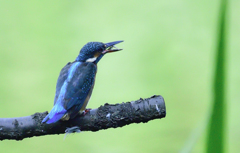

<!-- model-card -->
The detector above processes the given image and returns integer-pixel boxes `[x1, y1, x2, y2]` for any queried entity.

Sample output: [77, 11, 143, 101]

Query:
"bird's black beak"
[102, 40, 123, 54]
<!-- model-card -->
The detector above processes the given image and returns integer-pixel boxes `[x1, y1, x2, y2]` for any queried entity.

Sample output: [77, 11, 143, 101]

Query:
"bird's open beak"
[102, 40, 123, 54]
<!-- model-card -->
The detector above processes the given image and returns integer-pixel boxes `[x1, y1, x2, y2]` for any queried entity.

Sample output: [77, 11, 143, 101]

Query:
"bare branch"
[0, 95, 166, 141]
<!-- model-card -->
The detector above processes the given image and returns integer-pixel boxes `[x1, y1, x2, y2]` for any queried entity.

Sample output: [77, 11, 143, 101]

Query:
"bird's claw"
[83, 108, 91, 115]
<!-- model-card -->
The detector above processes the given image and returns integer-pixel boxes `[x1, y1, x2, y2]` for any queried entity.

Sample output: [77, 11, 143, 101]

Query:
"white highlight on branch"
[106, 113, 111, 120]
[155, 104, 160, 114]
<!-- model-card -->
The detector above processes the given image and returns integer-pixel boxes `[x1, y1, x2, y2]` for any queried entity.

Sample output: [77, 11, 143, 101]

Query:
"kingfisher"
[42, 40, 123, 124]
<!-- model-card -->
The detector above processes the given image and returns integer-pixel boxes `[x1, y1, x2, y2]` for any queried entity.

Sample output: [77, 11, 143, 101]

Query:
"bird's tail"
[42, 104, 67, 124]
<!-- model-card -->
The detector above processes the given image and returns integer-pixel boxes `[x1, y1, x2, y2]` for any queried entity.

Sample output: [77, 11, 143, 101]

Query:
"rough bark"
[0, 95, 166, 141]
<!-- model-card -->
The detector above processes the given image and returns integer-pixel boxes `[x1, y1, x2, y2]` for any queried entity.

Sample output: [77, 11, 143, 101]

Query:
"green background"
[0, 1, 239, 153]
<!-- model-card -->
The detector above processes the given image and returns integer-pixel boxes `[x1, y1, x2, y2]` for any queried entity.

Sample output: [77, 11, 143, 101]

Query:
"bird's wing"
[43, 62, 96, 124]
[54, 62, 72, 105]
[62, 62, 97, 117]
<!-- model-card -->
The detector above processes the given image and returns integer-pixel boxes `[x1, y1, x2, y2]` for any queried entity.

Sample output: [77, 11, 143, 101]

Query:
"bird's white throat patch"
[86, 57, 97, 62]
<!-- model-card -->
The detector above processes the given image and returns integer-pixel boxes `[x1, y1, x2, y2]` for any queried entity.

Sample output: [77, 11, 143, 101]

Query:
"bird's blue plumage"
[75, 42, 105, 62]
[42, 41, 123, 124]
[42, 103, 67, 124]
[42, 62, 97, 123]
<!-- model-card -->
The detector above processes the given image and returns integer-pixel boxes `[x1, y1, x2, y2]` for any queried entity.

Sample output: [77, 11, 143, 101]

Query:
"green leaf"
[206, 0, 227, 152]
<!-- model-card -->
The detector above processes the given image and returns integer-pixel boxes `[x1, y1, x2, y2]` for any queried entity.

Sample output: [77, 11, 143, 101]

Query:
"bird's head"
[76, 41, 123, 64]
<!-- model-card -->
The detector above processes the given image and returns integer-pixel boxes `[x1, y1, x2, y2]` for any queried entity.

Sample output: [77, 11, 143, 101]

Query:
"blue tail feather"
[42, 104, 67, 124]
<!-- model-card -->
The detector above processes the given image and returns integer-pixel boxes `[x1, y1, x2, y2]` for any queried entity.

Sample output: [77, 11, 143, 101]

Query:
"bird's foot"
[79, 109, 92, 116]
[83, 108, 92, 115]
[64, 126, 81, 140]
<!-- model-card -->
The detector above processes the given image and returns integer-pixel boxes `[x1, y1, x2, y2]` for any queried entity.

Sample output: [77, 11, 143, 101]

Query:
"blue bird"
[42, 41, 123, 124]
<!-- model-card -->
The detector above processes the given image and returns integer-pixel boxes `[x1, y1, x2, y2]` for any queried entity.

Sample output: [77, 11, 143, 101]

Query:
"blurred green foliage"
[206, 0, 227, 152]
[0, 1, 239, 153]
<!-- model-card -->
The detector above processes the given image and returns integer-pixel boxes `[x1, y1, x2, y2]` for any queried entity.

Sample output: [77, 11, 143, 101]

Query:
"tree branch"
[0, 95, 166, 141]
